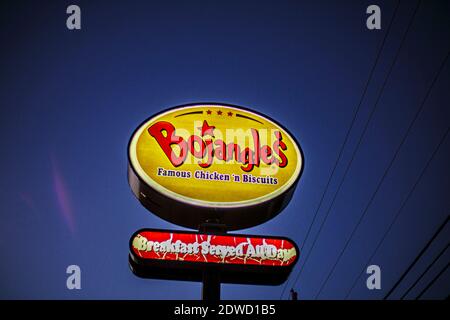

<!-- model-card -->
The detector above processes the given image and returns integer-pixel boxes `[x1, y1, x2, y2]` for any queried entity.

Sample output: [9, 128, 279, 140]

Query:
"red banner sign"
[131, 229, 298, 267]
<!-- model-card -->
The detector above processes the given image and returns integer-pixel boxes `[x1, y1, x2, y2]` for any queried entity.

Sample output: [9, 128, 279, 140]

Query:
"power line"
[279, 0, 402, 299]
[383, 215, 449, 299]
[415, 262, 450, 300]
[401, 241, 450, 299]
[289, 0, 422, 298]
[344, 130, 450, 299]
[314, 49, 450, 298]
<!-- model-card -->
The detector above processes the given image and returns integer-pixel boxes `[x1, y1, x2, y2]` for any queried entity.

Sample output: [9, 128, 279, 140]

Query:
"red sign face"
[131, 229, 298, 267]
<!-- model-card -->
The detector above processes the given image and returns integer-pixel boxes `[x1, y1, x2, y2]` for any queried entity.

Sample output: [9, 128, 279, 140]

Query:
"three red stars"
[205, 110, 233, 116]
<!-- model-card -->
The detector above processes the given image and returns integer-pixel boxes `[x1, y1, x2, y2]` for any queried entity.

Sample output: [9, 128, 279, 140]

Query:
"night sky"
[0, 0, 449, 299]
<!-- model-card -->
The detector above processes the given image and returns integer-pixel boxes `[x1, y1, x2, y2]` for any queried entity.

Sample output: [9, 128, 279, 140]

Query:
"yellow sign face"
[129, 103, 303, 208]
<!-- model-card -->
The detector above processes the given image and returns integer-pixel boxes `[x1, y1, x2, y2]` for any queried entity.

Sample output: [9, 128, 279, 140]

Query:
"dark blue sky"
[0, 0, 449, 299]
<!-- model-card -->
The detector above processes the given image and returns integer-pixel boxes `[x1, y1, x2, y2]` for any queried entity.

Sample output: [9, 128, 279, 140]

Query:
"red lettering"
[273, 131, 288, 168]
[148, 121, 187, 167]
[261, 145, 273, 164]
[199, 139, 214, 168]
[240, 147, 254, 172]
[188, 135, 206, 158]
[214, 140, 226, 160]
[147, 121, 289, 171]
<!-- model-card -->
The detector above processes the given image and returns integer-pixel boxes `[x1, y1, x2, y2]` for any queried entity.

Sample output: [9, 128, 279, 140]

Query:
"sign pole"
[199, 220, 226, 301]
[202, 267, 221, 301]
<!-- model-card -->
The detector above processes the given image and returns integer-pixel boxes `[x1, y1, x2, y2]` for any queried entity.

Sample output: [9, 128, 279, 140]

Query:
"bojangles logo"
[129, 104, 303, 206]
[148, 120, 288, 172]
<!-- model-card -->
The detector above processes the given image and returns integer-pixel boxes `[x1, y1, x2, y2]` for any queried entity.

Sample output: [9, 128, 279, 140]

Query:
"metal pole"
[199, 221, 226, 301]
[202, 267, 221, 301]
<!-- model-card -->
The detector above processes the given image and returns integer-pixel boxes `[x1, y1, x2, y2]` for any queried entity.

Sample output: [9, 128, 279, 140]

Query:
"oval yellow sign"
[128, 103, 304, 230]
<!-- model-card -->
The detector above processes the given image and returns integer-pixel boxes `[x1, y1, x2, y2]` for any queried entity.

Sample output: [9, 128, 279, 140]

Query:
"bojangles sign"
[128, 103, 304, 230]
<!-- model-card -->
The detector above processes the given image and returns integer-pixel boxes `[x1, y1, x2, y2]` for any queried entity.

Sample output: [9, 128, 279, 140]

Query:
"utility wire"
[290, 0, 421, 298]
[415, 262, 450, 300]
[279, 0, 401, 299]
[401, 241, 450, 299]
[314, 46, 449, 298]
[344, 130, 450, 299]
[383, 215, 449, 299]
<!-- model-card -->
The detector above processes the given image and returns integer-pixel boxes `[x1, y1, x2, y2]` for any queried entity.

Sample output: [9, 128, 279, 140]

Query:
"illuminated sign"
[129, 229, 299, 285]
[128, 103, 304, 230]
